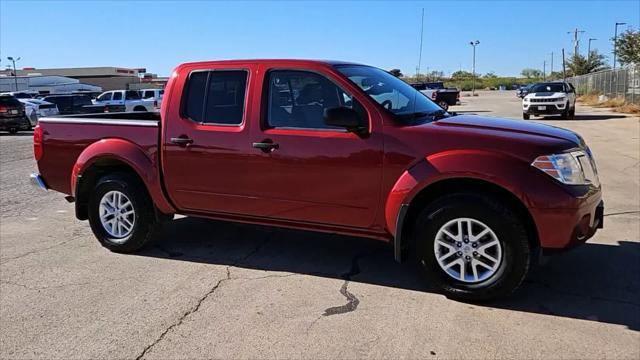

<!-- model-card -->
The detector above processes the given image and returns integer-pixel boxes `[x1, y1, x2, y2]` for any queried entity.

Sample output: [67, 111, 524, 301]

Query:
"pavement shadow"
[138, 217, 640, 330]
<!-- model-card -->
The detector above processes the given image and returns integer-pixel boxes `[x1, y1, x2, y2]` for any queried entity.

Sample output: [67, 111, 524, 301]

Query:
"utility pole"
[469, 40, 480, 96]
[562, 48, 566, 79]
[543, 60, 546, 81]
[416, 8, 425, 80]
[6, 56, 21, 91]
[613, 22, 626, 69]
[567, 28, 586, 56]
[550, 52, 554, 76]
[587, 38, 597, 61]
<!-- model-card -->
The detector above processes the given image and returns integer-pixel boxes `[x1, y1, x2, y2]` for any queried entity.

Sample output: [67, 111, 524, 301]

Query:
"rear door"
[162, 66, 256, 214]
[246, 67, 384, 228]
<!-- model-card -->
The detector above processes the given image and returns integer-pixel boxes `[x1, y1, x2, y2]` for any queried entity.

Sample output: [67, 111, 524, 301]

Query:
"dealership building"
[0, 66, 167, 92]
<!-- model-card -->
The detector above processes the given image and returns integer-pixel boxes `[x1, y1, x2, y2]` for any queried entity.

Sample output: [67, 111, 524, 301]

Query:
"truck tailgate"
[36, 115, 159, 195]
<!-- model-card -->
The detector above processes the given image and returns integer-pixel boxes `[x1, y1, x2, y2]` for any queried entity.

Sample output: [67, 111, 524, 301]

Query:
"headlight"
[532, 149, 599, 186]
[555, 97, 566, 102]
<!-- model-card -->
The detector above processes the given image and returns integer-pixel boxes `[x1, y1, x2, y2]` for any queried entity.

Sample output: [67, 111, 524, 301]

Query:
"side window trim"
[180, 68, 249, 127]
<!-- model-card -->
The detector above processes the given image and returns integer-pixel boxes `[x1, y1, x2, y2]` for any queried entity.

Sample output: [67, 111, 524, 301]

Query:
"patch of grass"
[614, 103, 640, 115]
[578, 95, 640, 114]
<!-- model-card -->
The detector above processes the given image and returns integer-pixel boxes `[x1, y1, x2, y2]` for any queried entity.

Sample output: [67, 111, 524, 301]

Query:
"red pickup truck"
[31, 59, 603, 300]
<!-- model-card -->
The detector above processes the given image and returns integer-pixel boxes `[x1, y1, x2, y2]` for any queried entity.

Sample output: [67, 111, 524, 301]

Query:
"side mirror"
[323, 106, 365, 133]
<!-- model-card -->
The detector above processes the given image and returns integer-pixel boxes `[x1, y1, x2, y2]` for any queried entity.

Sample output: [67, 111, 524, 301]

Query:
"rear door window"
[182, 70, 248, 125]
[126, 91, 141, 100]
[113, 92, 123, 101]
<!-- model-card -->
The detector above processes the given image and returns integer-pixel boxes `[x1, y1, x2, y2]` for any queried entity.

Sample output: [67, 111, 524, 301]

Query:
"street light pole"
[6, 56, 21, 91]
[613, 22, 626, 69]
[587, 38, 597, 61]
[469, 40, 480, 96]
[550, 52, 554, 75]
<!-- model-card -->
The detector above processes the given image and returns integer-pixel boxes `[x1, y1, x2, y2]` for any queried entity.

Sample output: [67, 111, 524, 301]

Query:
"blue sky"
[1, 0, 638, 77]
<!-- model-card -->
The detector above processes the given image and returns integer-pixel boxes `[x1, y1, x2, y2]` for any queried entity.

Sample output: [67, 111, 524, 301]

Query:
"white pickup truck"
[93, 90, 155, 112]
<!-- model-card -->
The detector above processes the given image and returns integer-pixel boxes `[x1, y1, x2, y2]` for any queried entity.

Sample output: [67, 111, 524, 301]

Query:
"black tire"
[522, 113, 530, 120]
[8, 128, 17, 134]
[559, 103, 570, 119]
[437, 100, 449, 111]
[569, 106, 575, 118]
[88, 172, 157, 253]
[133, 106, 147, 112]
[412, 193, 531, 301]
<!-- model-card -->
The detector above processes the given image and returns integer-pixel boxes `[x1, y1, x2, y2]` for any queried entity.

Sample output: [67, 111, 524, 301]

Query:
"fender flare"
[385, 150, 534, 262]
[71, 138, 175, 214]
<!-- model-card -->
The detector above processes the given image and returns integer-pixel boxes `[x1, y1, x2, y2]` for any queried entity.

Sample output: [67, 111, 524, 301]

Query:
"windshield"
[336, 65, 443, 119]
[530, 83, 564, 93]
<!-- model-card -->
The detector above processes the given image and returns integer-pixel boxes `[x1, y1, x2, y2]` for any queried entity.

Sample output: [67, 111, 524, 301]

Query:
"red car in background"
[30, 59, 603, 301]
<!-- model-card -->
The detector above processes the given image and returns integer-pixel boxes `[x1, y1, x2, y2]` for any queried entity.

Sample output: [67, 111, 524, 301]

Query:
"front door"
[246, 69, 384, 228]
[162, 68, 255, 214]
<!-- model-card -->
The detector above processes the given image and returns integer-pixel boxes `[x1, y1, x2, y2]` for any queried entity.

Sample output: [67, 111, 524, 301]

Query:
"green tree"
[451, 70, 473, 79]
[388, 69, 403, 77]
[613, 29, 640, 66]
[521, 68, 543, 79]
[483, 72, 498, 78]
[566, 51, 609, 76]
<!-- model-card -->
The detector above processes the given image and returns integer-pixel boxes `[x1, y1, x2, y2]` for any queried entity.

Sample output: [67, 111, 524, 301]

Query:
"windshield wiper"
[396, 109, 449, 122]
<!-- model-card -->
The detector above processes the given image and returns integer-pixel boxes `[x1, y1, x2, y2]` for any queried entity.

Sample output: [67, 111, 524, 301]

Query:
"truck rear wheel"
[88, 173, 157, 253]
[412, 193, 531, 301]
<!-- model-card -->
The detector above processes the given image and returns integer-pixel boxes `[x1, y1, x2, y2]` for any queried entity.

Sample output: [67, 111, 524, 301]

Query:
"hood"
[525, 92, 564, 98]
[435, 115, 582, 145]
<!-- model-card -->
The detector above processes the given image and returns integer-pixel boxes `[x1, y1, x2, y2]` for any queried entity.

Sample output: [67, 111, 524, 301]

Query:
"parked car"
[93, 90, 155, 112]
[31, 59, 603, 301]
[522, 81, 576, 119]
[516, 84, 534, 98]
[0, 95, 30, 133]
[139, 88, 164, 111]
[410, 82, 460, 110]
[19, 98, 59, 126]
[42, 94, 108, 115]
[1, 91, 39, 99]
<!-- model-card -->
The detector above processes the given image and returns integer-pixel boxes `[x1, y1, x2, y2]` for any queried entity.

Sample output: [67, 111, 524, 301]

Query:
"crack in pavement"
[135, 267, 232, 360]
[604, 210, 640, 217]
[322, 251, 380, 316]
[135, 232, 276, 359]
[0, 240, 71, 265]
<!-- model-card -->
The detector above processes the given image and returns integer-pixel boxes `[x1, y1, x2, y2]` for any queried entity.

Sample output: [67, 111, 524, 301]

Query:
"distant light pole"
[543, 60, 546, 81]
[6, 56, 21, 91]
[587, 38, 597, 61]
[550, 52, 554, 75]
[469, 40, 480, 96]
[613, 22, 627, 69]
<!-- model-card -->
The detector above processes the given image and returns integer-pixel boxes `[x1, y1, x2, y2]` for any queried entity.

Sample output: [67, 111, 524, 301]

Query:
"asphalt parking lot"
[1, 91, 638, 359]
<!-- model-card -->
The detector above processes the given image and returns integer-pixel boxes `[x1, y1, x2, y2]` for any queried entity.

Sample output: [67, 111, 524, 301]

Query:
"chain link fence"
[567, 65, 640, 104]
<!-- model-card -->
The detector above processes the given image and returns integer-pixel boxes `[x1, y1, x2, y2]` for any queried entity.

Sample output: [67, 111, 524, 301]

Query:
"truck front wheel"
[412, 193, 531, 301]
[88, 173, 157, 253]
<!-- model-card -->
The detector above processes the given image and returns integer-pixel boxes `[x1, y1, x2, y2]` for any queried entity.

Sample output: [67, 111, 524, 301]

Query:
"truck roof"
[177, 59, 366, 68]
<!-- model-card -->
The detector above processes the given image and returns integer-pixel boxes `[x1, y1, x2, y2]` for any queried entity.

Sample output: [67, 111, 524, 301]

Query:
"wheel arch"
[72, 139, 175, 220]
[386, 155, 540, 262]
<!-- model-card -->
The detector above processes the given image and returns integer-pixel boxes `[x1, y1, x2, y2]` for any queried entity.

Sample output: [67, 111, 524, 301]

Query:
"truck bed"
[36, 112, 160, 195]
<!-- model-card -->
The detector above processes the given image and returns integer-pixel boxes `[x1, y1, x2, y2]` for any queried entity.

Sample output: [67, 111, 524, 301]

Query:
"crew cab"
[31, 60, 603, 301]
[94, 90, 155, 112]
[523, 81, 576, 119]
[410, 82, 460, 111]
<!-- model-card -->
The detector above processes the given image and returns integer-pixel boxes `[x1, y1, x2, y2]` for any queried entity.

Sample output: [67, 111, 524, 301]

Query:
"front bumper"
[0, 116, 31, 131]
[523, 102, 566, 115]
[532, 186, 604, 252]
